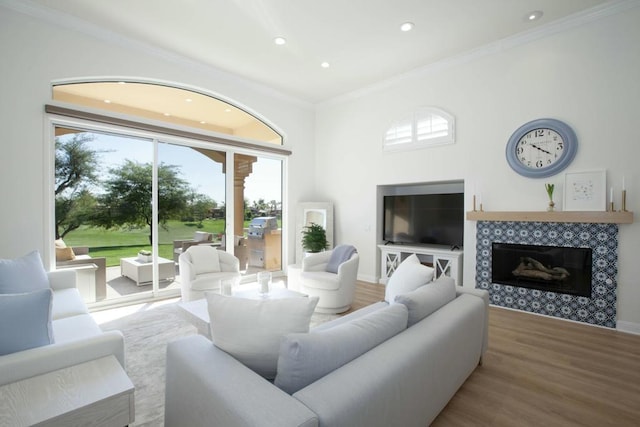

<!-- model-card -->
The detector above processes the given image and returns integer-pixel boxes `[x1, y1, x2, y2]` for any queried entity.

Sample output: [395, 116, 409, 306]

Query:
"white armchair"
[178, 245, 241, 302]
[299, 247, 359, 314]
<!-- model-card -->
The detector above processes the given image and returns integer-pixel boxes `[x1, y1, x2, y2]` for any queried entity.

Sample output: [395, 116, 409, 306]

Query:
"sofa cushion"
[189, 246, 221, 274]
[274, 303, 408, 394]
[384, 254, 434, 303]
[55, 246, 76, 261]
[312, 301, 389, 332]
[51, 288, 89, 320]
[52, 314, 102, 343]
[395, 276, 457, 326]
[206, 292, 319, 379]
[0, 289, 54, 355]
[0, 251, 49, 294]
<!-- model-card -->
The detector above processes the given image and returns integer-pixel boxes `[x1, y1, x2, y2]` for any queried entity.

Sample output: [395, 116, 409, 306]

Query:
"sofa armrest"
[71, 246, 89, 256]
[165, 335, 318, 427]
[337, 254, 359, 280]
[218, 250, 240, 273]
[0, 330, 125, 386]
[456, 287, 490, 357]
[47, 269, 78, 291]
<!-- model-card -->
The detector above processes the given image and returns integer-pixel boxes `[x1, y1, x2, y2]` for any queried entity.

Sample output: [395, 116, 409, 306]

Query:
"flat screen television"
[383, 193, 464, 248]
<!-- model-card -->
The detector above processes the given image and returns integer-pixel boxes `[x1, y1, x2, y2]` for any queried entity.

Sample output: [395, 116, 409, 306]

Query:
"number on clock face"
[515, 128, 565, 169]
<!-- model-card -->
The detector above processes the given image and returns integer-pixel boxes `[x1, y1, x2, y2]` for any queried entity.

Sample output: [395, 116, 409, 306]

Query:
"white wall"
[0, 5, 317, 269]
[315, 7, 640, 330]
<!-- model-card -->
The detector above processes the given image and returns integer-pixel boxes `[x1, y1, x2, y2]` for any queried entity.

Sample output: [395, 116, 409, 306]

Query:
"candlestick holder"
[479, 203, 484, 212]
[609, 201, 615, 212]
[473, 195, 477, 212]
[621, 190, 627, 212]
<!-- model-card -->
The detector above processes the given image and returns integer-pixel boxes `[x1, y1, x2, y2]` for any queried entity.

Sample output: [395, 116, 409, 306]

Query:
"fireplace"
[491, 243, 592, 297]
[475, 221, 618, 328]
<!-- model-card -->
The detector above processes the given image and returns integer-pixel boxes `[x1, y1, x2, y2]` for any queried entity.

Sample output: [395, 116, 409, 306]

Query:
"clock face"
[506, 118, 577, 178]
[515, 128, 565, 170]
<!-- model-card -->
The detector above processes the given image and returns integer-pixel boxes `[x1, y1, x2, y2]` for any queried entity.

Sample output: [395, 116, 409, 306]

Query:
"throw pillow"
[206, 292, 319, 379]
[384, 254, 434, 303]
[0, 251, 50, 294]
[274, 303, 408, 394]
[188, 246, 221, 274]
[0, 289, 54, 355]
[394, 276, 457, 326]
[55, 246, 76, 262]
[325, 245, 357, 274]
[54, 238, 67, 248]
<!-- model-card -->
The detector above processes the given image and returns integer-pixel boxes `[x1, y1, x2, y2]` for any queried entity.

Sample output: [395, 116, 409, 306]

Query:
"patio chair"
[55, 242, 107, 301]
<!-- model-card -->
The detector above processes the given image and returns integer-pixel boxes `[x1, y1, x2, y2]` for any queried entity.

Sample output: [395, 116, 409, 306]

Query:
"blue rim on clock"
[505, 118, 578, 178]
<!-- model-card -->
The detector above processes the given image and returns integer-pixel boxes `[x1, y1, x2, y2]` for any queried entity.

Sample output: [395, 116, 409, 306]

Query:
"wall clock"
[505, 118, 578, 178]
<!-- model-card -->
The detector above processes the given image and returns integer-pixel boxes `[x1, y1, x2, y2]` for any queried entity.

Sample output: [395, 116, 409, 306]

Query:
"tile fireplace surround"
[475, 221, 618, 328]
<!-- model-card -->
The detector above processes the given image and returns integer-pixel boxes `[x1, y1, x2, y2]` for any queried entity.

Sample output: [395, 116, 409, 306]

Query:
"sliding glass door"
[53, 122, 284, 308]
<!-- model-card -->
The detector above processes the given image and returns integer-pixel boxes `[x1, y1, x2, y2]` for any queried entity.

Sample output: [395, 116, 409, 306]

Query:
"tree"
[93, 160, 190, 243]
[54, 133, 102, 239]
[55, 190, 98, 239]
[186, 192, 216, 227]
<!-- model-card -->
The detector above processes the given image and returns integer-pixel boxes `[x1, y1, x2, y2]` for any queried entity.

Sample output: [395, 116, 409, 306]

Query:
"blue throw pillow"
[0, 289, 54, 356]
[0, 251, 49, 294]
[326, 245, 357, 274]
[275, 303, 408, 394]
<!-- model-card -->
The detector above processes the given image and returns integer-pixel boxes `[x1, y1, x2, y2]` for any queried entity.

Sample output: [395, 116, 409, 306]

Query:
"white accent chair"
[299, 249, 359, 314]
[178, 246, 241, 302]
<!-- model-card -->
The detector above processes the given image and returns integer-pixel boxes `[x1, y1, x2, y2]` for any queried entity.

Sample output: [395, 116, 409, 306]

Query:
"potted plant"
[545, 183, 555, 212]
[138, 249, 152, 263]
[301, 223, 328, 254]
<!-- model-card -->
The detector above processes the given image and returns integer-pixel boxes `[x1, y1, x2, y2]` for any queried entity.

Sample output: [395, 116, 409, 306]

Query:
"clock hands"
[531, 143, 552, 155]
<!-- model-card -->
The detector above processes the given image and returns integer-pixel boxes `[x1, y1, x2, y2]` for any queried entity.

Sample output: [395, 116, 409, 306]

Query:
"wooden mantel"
[466, 210, 633, 224]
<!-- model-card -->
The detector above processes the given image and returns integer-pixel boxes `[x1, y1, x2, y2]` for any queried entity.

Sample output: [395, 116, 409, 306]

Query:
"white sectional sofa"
[165, 277, 489, 427]
[0, 269, 125, 387]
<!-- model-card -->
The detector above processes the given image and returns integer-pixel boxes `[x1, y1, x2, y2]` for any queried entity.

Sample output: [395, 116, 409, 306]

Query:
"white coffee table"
[120, 256, 175, 286]
[178, 283, 307, 337]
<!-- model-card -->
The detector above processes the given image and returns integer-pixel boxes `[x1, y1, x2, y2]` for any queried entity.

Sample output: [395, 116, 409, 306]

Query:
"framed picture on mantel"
[564, 170, 606, 211]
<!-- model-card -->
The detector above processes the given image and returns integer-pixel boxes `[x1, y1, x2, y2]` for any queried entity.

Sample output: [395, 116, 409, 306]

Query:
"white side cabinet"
[378, 244, 463, 286]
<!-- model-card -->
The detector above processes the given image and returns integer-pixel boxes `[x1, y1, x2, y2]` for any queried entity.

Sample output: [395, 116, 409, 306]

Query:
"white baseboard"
[357, 273, 378, 284]
[616, 320, 640, 335]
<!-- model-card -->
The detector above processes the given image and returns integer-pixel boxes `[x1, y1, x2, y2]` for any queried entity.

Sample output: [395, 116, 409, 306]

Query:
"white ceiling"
[24, 0, 615, 103]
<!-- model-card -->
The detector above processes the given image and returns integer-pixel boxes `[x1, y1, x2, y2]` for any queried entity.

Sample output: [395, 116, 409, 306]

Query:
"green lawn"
[62, 219, 228, 266]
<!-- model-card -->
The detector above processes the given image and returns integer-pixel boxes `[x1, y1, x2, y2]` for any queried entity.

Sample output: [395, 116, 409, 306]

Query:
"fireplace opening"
[491, 243, 593, 297]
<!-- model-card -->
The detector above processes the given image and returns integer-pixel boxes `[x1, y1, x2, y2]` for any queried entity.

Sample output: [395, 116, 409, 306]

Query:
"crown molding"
[319, 0, 640, 108]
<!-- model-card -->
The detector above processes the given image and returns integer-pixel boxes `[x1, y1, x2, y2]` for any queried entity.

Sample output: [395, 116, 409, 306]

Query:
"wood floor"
[351, 281, 640, 427]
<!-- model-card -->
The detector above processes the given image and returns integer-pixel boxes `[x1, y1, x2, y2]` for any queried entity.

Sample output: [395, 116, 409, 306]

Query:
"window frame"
[383, 107, 455, 152]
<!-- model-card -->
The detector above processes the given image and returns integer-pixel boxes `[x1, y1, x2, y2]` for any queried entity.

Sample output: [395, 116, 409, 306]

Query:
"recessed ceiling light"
[200, 121, 206, 124]
[321, 62, 330, 68]
[526, 10, 543, 21]
[104, 99, 111, 104]
[274, 37, 286, 45]
[185, 98, 192, 103]
[400, 22, 414, 32]
[117, 81, 126, 85]
[224, 108, 231, 113]
[163, 113, 171, 117]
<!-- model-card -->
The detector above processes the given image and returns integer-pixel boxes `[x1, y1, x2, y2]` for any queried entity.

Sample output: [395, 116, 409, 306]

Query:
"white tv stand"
[378, 244, 463, 286]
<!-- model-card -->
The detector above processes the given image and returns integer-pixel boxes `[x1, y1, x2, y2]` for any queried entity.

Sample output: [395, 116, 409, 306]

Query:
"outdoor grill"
[247, 217, 279, 267]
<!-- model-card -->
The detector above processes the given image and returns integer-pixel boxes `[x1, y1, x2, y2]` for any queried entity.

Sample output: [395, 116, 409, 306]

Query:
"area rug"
[100, 302, 338, 426]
